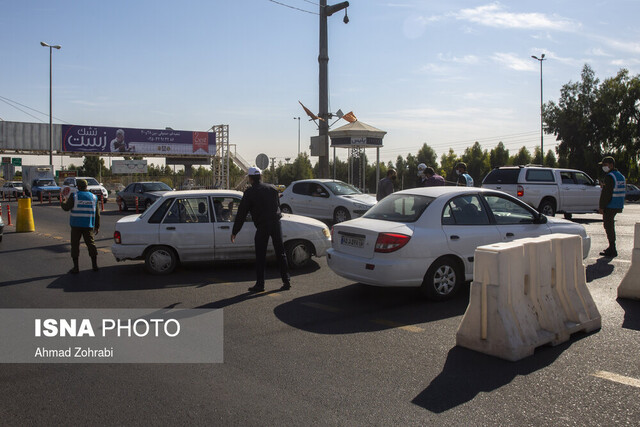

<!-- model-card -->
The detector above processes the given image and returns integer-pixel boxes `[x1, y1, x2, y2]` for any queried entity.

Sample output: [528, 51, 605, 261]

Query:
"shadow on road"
[617, 298, 640, 331]
[412, 331, 594, 413]
[273, 282, 470, 334]
[570, 217, 602, 224]
[585, 257, 615, 282]
[46, 260, 319, 293]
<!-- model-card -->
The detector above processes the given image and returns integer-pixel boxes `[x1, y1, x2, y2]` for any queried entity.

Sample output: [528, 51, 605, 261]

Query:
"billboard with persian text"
[61, 125, 215, 156]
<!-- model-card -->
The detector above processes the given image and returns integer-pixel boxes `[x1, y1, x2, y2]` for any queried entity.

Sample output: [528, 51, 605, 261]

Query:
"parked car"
[482, 165, 601, 219]
[116, 181, 173, 211]
[626, 184, 640, 202]
[61, 177, 109, 202]
[1, 181, 25, 198]
[111, 190, 332, 274]
[279, 179, 377, 223]
[327, 187, 591, 301]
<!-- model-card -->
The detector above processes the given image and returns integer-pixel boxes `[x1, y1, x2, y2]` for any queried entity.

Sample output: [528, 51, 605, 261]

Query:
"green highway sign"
[11, 158, 22, 166]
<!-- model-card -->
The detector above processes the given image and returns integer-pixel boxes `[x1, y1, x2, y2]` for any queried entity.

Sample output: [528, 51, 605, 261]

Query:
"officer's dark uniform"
[232, 175, 290, 291]
[61, 180, 100, 273]
[599, 157, 625, 257]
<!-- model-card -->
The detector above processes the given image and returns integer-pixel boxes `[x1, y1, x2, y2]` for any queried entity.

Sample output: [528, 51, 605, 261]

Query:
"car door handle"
[166, 227, 176, 230]
[450, 235, 460, 240]
[219, 226, 230, 230]
[506, 232, 514, 237]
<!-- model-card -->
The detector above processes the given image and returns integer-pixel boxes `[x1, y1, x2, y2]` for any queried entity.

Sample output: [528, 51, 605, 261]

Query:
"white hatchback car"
[327, 187, 591, 301]
[111, 190, 332, 275]
[279, 179, 377, 223]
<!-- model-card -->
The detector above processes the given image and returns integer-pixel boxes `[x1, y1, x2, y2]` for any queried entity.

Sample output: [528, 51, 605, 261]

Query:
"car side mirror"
[535, 213, 548, 224]
[594, 179, 599, 186]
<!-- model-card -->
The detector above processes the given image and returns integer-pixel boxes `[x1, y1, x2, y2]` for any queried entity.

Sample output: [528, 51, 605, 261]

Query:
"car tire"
[333, 207, 351, 223]
[286, 240, 313, 269]
[145, 246, 178, 275]
[421, 256, 462, 301]
[538, 199, 556, 216]
[564, 213, 573, 220]
[120, 199, 128, 211]
[281, 204, 292, 214]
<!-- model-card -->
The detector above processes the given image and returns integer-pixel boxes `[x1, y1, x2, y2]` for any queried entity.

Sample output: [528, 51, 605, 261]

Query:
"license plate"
[341, 235, 364, 248]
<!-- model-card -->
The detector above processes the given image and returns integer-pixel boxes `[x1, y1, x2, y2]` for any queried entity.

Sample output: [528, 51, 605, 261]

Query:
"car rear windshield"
[143, 182, 172, 192]
[363, 194, 434, 223]
[482, 169, 520, 185]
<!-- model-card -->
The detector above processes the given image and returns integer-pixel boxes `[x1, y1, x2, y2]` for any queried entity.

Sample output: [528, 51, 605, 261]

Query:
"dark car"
[116, 182, 173, 211]
[626, 184, 640, 202]
[0, 202, 4, 242]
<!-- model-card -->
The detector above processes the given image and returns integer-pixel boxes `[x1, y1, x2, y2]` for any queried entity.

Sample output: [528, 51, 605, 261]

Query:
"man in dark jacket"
[60, 179, 100, 273]
[598, 156, 625, 257]
[231, 167, 291, 292]
[376, 168, 396, 201]
[423, 167, 445, 187]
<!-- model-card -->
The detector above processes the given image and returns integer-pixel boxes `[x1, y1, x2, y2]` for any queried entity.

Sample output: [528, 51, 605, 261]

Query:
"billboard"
[112, 160, 148, 174]
[61, 125, 215, 156]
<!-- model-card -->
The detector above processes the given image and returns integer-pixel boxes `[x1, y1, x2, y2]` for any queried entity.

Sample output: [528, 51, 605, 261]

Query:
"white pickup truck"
[482, 166, 601, 218]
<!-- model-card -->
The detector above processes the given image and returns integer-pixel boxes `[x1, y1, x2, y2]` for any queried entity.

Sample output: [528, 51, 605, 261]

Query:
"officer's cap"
[598, 156, 615, 165]
[77, 179, 88, 190]
[248, 166, 262, 176]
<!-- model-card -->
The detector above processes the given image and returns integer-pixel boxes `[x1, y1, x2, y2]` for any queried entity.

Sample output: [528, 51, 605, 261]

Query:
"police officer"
[60, 179, 100, 273]
[231, 167, 291, 292]
[456, 162, 474, 187]
[598, 156, 625, 257]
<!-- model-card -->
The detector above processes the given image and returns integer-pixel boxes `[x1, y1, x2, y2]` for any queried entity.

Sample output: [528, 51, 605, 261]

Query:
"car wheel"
[119, 198, 128, 211]
[421, 257, 461, 301]
[145, 246, 178, 275]
[333, 207, 351, 223]
[281, 204, 292, 214]
[538, 199, 556, 216]
[285, 240, 313, 269]
[563, 213, 573, 220]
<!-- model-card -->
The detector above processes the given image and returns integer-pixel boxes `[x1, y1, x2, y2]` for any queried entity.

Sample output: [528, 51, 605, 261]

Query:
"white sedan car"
[279, 179, 377, 223]
[327, 187, 591, 301]
[112, 190, 332, 275]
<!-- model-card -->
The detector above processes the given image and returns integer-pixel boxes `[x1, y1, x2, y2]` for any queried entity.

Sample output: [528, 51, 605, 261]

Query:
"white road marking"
[592, 371, 640, 388]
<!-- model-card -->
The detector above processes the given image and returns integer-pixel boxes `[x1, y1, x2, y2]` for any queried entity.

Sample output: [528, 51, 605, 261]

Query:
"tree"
[439, 148, 458, 184]
[510, 146, 532, 166]
[82, 156, 106, 179]
[280, 153, 314, 186]
[489, 142, 509, 168]
[544, 150, 557, 167]
[416, 143, 438, 169]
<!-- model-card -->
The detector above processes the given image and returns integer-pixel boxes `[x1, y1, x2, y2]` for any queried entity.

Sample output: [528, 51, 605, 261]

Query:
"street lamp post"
[531, 53, 546, 163]
[293, 116, 300, 157]
[41, 41, 61, 167]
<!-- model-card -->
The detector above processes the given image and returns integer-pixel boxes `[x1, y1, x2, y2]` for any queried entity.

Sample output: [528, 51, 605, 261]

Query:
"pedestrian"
[598, 156, 625, 257]
[60, 179, 100, 274]
[422, 167, 445, 187]
[416, 163, 427, 187]
[377, 168, 397, 201]
[231, 167, 291, 292]
[456, 162, 474, 187]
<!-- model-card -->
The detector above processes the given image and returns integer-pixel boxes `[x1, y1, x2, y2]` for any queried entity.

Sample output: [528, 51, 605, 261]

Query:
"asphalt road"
[0, 198, 639, 426]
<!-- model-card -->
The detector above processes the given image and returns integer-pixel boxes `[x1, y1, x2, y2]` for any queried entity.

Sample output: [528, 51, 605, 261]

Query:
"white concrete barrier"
[456, 234, 600, 361]
[618, 223, 640, 300]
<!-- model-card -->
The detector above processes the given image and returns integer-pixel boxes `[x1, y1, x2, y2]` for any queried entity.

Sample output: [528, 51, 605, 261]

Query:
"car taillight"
[114, 231, 121, 244]
[517, 185, 524, 197]
[374, 233, 411, 253]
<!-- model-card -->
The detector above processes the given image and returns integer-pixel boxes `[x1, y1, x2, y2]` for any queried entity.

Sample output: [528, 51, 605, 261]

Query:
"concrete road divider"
[16, 197, 35, 232]
[618, 223, 640, 300]
[456, 234, 600, 361]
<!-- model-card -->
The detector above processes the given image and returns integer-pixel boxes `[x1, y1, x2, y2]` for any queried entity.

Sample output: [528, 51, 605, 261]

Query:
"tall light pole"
[41, 41, 61, 166]
[293, 116, 300, 157]
[318, 1, 349, 178]
[531, 53, 546, 163]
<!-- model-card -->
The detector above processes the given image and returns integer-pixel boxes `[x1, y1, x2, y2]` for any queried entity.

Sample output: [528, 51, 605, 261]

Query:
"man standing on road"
[231, 167, 291, 292]
[456, 162, 474, 187]
[422, 167, 445, 187]
[376, 168, 396, 201]
[598, 156, 625, 257]
[60, 179, 100, 273]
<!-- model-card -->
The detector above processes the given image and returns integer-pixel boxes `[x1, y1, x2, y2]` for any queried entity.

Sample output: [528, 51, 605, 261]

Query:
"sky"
[1, 0, 640, 169]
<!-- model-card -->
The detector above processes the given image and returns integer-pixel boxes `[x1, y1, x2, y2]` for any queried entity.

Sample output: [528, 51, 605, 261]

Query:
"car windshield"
[36, 179, 56, 186]
[142, 182, 172, 192]
[85, 178, 99, 186]
[363, 194, 434, 222]
[324, 181, 361, 196]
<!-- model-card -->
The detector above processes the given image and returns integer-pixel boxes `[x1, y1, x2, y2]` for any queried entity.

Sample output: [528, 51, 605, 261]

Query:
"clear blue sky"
[2, 1, 639, 167]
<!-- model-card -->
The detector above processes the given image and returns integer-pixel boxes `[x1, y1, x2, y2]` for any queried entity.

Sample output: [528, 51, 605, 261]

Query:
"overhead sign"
[112, 160, 148, 174]
[330, 137, 383, 147]
[1, 157, 10, 164]
[61, 125, 216, 156]
[11, 158, 22, 166]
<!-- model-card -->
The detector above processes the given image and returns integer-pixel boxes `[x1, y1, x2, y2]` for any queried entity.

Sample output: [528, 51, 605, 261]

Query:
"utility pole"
[531, 54, 546, 162]
[318, 1, 349, 178]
